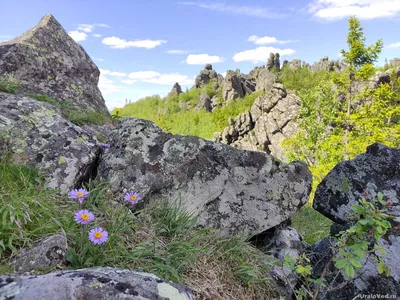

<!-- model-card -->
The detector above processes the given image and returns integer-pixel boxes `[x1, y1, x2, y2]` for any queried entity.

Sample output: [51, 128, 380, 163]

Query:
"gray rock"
[195, 64, 218, 88]
[14, 233, 67, 273]
[250, 67, 277, 92]
[98, 118, 312, 236]
[195, 93, 212, 112]
[272, 227, 303, 261]
[168, 82, 182, 97]
[0, 14, 108, 115]
[214, 84, 301, 161]
[0, 267, 193, 300]
[266, 53, 281, 72]
[222, 70, 244, 102]
[389, 58, 400, 67]
[0, 92, 99, 193]
[313, 143, 400, 224]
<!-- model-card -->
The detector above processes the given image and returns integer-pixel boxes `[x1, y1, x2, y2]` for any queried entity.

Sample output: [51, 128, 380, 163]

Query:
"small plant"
[284, 190, 396, 300]
[0, 77, 21, 94]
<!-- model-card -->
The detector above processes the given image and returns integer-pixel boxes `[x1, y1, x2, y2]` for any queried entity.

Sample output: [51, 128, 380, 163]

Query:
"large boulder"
[313, 143, 400, 224]
[0, 92, 99, 193]
[0, 14, 108, 114]
[0, 267, 192, 300]
[98, 118, 312, 236]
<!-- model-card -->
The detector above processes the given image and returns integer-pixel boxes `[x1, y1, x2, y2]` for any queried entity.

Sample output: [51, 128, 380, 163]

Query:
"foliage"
[0, 77, 21, 94]
[285, 192, 395, 299]
[29, 93, 111, 126]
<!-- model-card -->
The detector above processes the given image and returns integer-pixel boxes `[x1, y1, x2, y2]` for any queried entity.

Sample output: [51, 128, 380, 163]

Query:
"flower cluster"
[68, 188, 108, 245]
[68, 188, 143, 246]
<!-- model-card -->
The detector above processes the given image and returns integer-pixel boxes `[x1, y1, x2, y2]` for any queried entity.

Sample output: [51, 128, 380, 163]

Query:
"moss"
[57, 156, 66, 165]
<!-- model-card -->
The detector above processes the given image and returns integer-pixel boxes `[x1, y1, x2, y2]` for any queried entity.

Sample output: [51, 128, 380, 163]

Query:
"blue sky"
[1, 0, 400, 110]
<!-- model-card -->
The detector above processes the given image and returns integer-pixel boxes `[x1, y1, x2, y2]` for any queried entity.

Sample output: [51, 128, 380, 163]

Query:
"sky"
[1, 0, 400, 110]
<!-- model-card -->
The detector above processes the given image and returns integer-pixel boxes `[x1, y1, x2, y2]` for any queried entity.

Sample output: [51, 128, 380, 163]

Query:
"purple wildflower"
[88, 227, 108, 244]
[124, 192, 142, 205]
[99, 143, 110, 148]
[74, 209, 95, 225]
[68, 188, 89, 204]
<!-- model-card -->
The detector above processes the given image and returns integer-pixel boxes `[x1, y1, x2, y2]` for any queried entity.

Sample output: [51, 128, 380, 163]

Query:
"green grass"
[29, 93, 111, 126]
[0, 77, 20, 94]
[0, 160, 279, 299]
[291, 204, 332, 245]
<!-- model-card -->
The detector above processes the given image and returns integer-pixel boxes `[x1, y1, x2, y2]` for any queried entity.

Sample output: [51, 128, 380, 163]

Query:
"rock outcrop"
[194, 64, 218, 88]
[0, 92, 99, 193]
[0, 14, 108, 114]
[250, 67, 277, 92]
[168, 82, 182, 97]
[214, 84, 301, 161]
[0, 267, 192, 300]
[222, 70, 245, 102]
[195, 93, 212, 112]
[98, 117, 312, 236]
[266, 53, 281, 72]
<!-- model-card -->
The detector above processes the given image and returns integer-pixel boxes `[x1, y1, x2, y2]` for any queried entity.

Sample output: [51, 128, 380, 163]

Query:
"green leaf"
[378, 262, 385, 274]
[335, 259, 348, 269]
[345, 264, 355, 278]
[349, 258, 363, 269]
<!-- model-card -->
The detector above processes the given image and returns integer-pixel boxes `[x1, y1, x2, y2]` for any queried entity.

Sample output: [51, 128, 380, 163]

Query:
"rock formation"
[0, 267, 192, 300]
[214, 84, 301, 161]
[266, 53, 281, 72]
[168, 82, 182, 97]
[221, 70, 245, 102]
[97, 117, 312, 236]
[0, 14, 108, 114]
[249, 66, 277, 92]
[194, 64, 218, 88]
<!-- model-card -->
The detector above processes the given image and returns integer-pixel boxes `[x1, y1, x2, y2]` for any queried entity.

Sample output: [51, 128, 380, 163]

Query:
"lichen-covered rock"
[98, 118, 312, 236]
[0, 14, 108, 114]
[0, 267, 193, 300]
[214, 84, 301, 161]
[0, 92, 99, 193]
[313, 143, 400, 224]
[249, 67, 277, 92]
[14, 233, 67, 273]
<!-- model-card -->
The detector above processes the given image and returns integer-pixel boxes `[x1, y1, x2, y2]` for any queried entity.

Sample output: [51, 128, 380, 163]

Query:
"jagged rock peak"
[0, 14, 109, 114]
[168, 82, 182, 97]
[204, 63, 213, 70]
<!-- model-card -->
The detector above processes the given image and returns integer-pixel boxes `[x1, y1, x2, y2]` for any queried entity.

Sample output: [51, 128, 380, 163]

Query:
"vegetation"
[0, 77, 20, 94]
[29, 93, 111, 126]
[114, 81, 263, 139]
[0, 158, 278, 299]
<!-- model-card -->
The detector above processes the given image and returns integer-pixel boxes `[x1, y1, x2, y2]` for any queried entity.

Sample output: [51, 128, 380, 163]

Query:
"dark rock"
[195, 93, 212, 112]
[14, 233, 67, 273]
[168, 82, 182, 97]
[313, 143, 400, 224]
[98, 117, 312, 236]
[0, 92, 99, 193]
[195, 64, 218, 88]
[0, 267, 193, 299]
[267, 53, 281, 72]
[250, 67, 277, 92]
[0, 14, 108, 114]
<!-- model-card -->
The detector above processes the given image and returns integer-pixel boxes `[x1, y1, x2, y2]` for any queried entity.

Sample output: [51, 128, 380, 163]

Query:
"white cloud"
[68, 31, 88, 42]
[177, 2, 285, 18]
[127, 71, 194, 85]
[94, 57, 105, 62]
[166, 49, 189, 54]
[93, 34, 102, 38]
[102, 36, 167, 49]
[248, 35, 295, 45]
[77, 23, 111, 33]
[307, 0, 400, 21]
[100, 69, 128, 77]
[233, 46, 296, 64]
[386, 42, 400, 49]
[186, 54, 225, 65]
[98, 73, 121, 96]
[121, 79, 138, 85]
